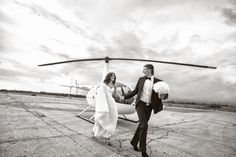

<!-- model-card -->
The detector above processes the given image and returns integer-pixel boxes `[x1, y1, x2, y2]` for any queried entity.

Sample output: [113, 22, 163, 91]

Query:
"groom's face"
[143, 67, 151, 76]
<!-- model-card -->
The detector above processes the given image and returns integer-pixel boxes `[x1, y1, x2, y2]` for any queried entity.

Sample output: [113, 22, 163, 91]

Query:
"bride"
[92, 72, 119, 143]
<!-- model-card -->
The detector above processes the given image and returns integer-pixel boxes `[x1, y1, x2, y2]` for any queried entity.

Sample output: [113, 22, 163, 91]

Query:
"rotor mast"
[102, 57, 110, 81]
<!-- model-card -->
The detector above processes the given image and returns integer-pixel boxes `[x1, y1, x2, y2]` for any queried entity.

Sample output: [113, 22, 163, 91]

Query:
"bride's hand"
[119, 96, 125, 101]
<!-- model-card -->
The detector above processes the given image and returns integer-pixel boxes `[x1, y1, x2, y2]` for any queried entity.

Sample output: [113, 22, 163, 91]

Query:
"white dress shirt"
[140, 76, 154, 105]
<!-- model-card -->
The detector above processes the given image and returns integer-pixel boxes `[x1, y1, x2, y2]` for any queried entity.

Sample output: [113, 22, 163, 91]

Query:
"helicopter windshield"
[113, 82, 134, 104]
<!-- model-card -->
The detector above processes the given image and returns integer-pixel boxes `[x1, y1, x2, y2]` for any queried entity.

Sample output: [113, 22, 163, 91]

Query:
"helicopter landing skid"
[118, 114, 139, 123]
[76, 106, 139, 124]
[75, 106, 95, 124]
[76, 115, 95, 124]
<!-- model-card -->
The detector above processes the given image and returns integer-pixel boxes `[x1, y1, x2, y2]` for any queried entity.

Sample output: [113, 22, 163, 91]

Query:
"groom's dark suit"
[124, 76, 163, 152]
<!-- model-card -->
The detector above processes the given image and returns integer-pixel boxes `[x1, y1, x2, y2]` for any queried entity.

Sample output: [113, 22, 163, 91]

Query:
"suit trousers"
[131, 100, 152, 152]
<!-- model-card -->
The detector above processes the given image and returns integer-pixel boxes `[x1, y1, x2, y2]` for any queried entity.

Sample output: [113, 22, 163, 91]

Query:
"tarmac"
[0, 93, 236, 157]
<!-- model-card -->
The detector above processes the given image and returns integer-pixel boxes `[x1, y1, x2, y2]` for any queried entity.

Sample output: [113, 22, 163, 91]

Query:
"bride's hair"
[104, 72, 116, 85]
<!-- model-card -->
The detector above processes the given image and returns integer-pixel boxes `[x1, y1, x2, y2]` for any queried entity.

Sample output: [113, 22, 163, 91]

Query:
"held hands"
[119, 95, 125, 101]
[120, 95, 136, 106]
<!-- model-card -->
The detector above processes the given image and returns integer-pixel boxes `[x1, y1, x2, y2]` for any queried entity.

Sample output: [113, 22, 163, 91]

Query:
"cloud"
[0, 57, 61, 83]
[0, 27, 7, 51]
[222, 8, 236, 25]
[0, 0, 235, 104]
[39, 45, 70, 59]
[0, 68, 23, 80]
[222, 1, 236, 25]
[225, 31, 236, 42]
[0, 27, 20, 53]
[14, 1, 105, 43]
[206, 47, 236, 67]
[0, 8, 17, 52]
[87, 30, 166, 60]
[0, 10, 15, 25]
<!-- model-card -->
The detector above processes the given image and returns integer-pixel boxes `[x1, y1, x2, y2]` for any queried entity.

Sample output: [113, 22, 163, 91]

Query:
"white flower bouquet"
[153, 81, 170, 100]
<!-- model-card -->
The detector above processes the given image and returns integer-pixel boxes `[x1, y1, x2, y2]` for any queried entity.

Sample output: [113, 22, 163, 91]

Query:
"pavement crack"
[7, 96, 100, 157]
[159, 119, 199, 128]
[0, 134, 75, 144]
[118, 139, 129, 149]
[147, 129, 172, 146]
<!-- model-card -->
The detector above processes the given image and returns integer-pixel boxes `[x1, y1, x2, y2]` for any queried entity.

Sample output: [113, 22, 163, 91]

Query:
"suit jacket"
[124, 76, 163, 114]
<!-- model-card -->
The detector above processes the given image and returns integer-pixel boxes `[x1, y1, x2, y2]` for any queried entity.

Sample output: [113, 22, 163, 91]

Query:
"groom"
[122, 64, 165, 157]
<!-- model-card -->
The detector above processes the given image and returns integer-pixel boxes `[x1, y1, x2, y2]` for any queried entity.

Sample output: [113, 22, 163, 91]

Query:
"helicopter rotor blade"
[38, 58, 106, 66]
[111, 58, 217, 69]
[38, 56, 217, 69]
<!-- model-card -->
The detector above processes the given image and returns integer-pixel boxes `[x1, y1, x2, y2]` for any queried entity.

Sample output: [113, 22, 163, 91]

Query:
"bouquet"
[153, 81, 170, 100]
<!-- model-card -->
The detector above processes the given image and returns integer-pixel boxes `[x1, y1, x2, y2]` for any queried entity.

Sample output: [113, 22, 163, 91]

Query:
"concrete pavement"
[0, 93, 235, 157]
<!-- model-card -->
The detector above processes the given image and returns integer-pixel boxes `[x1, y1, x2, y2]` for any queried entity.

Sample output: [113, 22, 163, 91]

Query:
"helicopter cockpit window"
[113, 85, 134, 104]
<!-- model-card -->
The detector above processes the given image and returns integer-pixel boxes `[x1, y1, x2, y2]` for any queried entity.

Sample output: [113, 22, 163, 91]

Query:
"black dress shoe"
[130, 141, 139, 151]
[142, 152, 149, 157]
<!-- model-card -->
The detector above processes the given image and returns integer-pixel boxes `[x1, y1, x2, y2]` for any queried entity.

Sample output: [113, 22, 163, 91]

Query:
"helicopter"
[38, 56, 216, 124]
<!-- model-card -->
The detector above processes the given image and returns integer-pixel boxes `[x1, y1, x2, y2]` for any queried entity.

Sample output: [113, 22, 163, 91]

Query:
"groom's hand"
[159, 93, 168, 100]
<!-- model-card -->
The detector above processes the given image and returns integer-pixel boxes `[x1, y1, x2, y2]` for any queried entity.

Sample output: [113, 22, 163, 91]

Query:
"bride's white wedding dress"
[92, 83, 118, 138]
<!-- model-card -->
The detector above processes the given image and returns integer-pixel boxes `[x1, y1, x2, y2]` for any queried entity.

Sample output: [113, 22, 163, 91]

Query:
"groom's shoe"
[130, 141, 139, 151]
[141, 152, 149, 157]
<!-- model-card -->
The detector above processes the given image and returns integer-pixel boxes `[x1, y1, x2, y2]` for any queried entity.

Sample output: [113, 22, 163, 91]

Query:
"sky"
[0, 0, 236, 105]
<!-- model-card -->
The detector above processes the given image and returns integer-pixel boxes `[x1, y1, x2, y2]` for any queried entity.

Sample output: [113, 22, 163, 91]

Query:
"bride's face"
[110, 74, 116, 82]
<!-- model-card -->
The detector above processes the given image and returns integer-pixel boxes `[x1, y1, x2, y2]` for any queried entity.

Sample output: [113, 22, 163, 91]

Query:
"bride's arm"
[112, 86, 121, 102]
[96, 85, 109, 112]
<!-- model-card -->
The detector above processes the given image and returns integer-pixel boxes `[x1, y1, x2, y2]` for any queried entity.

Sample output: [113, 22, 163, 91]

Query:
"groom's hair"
[104, 72, 116, 85]
[144, 64, 154, 75]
